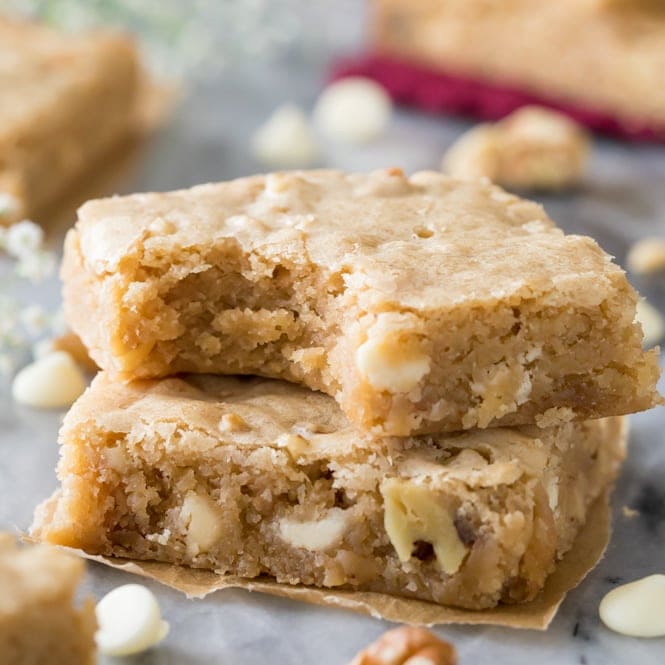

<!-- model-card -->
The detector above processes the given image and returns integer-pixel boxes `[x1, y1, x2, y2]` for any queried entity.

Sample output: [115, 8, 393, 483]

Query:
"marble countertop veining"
[1, 18, 665, 665]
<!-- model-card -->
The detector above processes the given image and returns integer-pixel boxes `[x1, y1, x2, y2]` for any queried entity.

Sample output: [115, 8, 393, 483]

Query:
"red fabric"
[331, 54, 665, 142]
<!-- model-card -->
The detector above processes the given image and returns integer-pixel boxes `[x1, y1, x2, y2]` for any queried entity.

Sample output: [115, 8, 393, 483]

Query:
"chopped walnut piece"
[443, 106, 589, 191]
[348, 626, 456, 665]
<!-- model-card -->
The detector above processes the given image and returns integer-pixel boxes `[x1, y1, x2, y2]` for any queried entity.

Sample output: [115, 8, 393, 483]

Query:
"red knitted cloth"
[332, 54, 665, 142]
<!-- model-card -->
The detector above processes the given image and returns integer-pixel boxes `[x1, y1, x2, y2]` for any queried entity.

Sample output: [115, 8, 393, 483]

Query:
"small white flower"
[5, 220, 44, 259]
[15, 250, 56, 283]
[49, 308, 68, 336]
[0, 299, 18, 337]
[0, 329, 22, 351]
[20, 305, 50, 337]
[0, 193, 19, 219]
[0, 353, 14, 377]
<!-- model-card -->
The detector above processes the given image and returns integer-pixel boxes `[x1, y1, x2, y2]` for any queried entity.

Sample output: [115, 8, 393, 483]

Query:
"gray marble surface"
[2, 35, 665, 665]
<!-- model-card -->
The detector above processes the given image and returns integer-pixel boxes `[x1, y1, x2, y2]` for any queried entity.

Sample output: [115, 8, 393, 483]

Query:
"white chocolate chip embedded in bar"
[179, 491, 224, 556]
[33, 373, 627, 610]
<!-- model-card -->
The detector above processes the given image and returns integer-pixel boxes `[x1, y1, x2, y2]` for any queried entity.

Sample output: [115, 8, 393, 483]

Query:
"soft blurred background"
[1, 1, 664, 663]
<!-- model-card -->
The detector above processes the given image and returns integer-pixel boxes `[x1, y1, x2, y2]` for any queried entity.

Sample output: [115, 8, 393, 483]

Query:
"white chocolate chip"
[251, 104, 320, 167]
[279, 508, 350, 551]
[180, 491, 224, 556]
[356, 334, 430, 394]
[635, 298, 664, 347]
[95, 584, 169, 656]
[276, 432, 310, 459]
[627, 238, 665, 275]
[219, 412, 250, 433]
[381, 479, 468, 575]
[313, 77, 392, 143]
[599, 575, 665, 637]
[12, 351, 87, 408]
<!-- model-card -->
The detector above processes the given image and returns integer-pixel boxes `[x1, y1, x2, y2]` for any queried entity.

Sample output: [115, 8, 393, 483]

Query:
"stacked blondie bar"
[33, 168, 660, 610]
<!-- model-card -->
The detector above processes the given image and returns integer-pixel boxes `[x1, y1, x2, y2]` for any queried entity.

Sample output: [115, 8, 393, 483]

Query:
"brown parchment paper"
[63, 495, 611, 631]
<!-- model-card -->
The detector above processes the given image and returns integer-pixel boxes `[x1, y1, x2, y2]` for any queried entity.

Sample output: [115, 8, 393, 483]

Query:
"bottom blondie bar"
[0, 534, 96, 665]
[33, 374, 626, 610]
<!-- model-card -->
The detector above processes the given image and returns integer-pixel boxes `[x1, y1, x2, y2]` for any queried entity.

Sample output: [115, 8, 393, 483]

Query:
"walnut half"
[348, 626, 457, 665]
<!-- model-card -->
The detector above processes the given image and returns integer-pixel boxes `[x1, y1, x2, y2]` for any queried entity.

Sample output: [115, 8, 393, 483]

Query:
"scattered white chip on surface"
[599, 574, 665, 637]
[12, 351, 87, 408]
[251, 103, 320, 167]
[313, 77, 392, 143]
[4, 219, 44, 259]
[627, 237, 665, 275]
[635, 298, 664, 347]
[95, 584, 169, 656]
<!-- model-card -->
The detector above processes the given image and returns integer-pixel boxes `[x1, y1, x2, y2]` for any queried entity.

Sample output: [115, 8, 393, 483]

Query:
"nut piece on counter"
[599, 574, 665, 637]
[95, 583, 169, 656]
[443, 106, 590, 191]
[313, 77, 393, 143]
[627, 237, 665, 275]
[12, 350, 87, 409]
[348, 626, 457, 665]
[0, 533, 96, 665]
[251, 104, 320, 168]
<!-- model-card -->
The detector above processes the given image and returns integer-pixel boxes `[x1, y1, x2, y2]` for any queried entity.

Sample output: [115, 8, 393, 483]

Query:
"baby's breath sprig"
[0, 218, 61, 377]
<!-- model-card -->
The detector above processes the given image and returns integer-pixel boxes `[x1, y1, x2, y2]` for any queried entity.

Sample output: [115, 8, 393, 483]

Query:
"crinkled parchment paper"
[63, 495, 610, 630]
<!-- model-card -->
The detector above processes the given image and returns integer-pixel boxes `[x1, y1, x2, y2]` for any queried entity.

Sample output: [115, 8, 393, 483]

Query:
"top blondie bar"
[63, 169, 661, 435]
